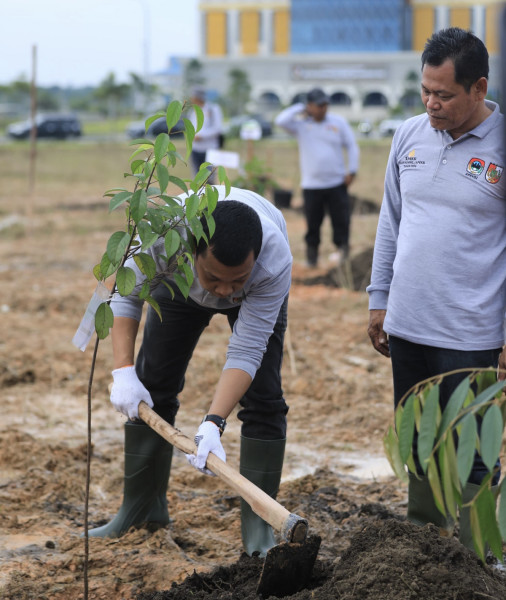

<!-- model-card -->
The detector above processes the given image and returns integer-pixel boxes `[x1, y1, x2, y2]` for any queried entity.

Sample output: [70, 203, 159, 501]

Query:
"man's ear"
[474, 76, 488, 99]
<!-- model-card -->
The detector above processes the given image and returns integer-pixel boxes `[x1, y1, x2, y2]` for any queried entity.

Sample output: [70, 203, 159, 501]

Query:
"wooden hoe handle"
[138, 401, 307, 543]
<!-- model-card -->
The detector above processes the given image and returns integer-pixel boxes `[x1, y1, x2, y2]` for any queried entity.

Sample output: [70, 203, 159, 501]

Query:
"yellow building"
[199, 0, 290, 57]
[411, 0, 503, 53]
[199, 0, 503, 57]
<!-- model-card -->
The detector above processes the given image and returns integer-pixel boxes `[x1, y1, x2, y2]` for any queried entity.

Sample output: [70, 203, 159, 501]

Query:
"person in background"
[275, 88, 360, 268]
[88, 186, 293, 560]
[188, 87, 224, 183]
[367, 27, 506, 551]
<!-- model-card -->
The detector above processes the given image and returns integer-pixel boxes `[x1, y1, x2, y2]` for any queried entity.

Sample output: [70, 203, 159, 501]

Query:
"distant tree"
[129, 72, 158, 114]
[94, 73, 131, 118]
[183, 58, 205, 98]
[225, 69, 251, 116]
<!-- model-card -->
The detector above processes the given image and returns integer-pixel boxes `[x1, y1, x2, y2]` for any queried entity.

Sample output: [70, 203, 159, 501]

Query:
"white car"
[378, 118, 405, 137]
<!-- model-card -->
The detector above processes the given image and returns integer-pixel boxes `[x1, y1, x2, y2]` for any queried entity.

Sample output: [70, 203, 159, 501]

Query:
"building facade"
[154, 0, 502, 120]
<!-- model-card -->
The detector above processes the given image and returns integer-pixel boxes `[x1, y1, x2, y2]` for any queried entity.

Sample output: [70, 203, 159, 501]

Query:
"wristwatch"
[203, 414, 227, 436]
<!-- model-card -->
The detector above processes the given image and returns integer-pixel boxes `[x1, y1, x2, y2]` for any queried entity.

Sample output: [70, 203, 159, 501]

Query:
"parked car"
[378, 118, 405, 137]
[223, 114, 273, 139]
[126, 116, 185, 139]
[7, 114, 82, 140]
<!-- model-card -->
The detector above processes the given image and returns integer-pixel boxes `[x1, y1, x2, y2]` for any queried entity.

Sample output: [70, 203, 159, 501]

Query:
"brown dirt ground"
[1, 189, 505, 600]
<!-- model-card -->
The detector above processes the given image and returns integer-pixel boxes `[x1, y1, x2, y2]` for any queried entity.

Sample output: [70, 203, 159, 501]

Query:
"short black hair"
[421, 27, 489, 91]
[196, 200, 263, 266]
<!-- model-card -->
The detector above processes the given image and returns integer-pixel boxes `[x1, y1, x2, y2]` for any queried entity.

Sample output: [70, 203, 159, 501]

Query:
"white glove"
[186, 421, 226, 476]
[110, 365, 154, 420]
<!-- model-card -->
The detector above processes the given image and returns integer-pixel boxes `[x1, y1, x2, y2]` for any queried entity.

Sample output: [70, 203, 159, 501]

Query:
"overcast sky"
[1, 0, 200, 88]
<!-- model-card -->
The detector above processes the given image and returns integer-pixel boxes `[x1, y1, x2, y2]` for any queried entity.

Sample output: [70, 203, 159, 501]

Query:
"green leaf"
[475, 486, 503, 561]
[399, 394, 415, 463]
[383, 425, 408, 483]
[180, 261, 194, 287]
[188, 217, 205, 244]
[444, 431, 461, 501]
[161, 279, 175, 299]
[205, 186, 219, 213]
[193, 104, 204, 132]
[93, 263, 102, 281]
[145, 111, 165, 129]
[130, 189, 147, 224]
[183, 117, 195, 159]
[116, 266, 137, 296]
[417, 384, 440, 473]
[129, 144, 153, 162]
[164, 229, 181, 259]
[144, 294, 162, 321]
[131, 159, 145, 174]
[439, 442, 457, 520]
[166, 101, 183, 131]
[191, 166, 210, 191]
[185, 193, 200, 221]
[470, 502, 485, 561]
[480, 404, 502, 473]
[156, 163, 170, 194]
[168, 175, 189, 194]
[99, 252, 118, 280]
[109, 191, 132, 212]
[137, 221, 159, 250]
[138, 281, 151, 300]
[133, 252, 157, 280]
[498, 478, 506, 541]
[154, 132, 170, 163]
[438, 377, 470, 437]
[129, 137, 154, 146]
[467, 380, 506, 411]
[427, 455, 446, 516]
[107, 231, 131, 264]
[457, 414, 478, 487]
[174, 272, 190, 299]
[204, 213, 216, 240]
[94, 302, 114, 339]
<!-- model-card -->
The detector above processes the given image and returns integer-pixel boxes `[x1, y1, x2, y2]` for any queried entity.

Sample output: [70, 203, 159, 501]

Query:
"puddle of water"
[283, 448, 394, 482]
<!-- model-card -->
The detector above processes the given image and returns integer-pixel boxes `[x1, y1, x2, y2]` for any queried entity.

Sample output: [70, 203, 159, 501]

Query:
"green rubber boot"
[240, 436, 286, 557]
[407, 472, 453, 533]
[459, 483, 498, 552]
[89, 420, 173, 538]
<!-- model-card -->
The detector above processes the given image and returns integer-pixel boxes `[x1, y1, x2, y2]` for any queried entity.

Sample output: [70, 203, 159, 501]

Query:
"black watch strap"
[203, 414, 227, 436]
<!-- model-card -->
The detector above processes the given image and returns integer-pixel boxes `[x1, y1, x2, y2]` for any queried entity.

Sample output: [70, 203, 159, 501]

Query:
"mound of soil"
[138, 518, 506, 600]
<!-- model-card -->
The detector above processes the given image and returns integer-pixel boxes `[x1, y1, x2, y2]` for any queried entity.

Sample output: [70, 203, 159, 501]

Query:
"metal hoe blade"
[257, 534, 322, 598]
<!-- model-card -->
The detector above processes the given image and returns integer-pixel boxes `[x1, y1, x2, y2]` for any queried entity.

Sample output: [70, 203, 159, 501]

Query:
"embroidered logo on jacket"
[466, 158, 485, 176]
[399, 149, 425, 168]
[485, 163, 503, 184]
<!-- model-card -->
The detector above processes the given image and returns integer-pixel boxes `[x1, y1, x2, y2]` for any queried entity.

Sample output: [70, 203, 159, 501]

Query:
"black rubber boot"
[459, 483, 498, 552]
[407, 472, 453, 533]
[89, 420, 173, 538]
[306, 245, 318, 267]
[240, 436, 286, 557]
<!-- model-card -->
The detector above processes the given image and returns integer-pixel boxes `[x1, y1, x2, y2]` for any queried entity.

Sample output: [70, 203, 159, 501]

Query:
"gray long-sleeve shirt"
[367, 101, 506, 350]
[111, 187, 293, 378]
[275, 102, 360, 189]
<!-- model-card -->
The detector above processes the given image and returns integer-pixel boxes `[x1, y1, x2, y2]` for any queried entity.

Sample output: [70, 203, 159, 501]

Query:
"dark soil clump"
[137, 518, 506, 600]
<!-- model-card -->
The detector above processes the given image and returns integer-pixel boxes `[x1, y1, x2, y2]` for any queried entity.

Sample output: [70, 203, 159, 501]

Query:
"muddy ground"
[1, 180, 505, 600]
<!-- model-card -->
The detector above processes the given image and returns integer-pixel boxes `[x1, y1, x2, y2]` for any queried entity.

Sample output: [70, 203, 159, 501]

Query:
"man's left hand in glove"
[186, 420, 226, 476]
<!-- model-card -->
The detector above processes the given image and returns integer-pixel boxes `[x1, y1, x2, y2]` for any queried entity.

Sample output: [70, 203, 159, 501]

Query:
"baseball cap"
[191, 87, 207, 101]
[306, 88, 330, 106]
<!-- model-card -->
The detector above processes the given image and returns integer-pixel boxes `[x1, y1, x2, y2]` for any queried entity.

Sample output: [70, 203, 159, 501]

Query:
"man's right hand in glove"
[110, 365, 154, 420]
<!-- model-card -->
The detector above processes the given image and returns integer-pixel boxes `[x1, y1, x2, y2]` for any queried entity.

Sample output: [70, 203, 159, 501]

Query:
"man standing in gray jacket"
[89, 187, 292, 559]
[367, 27, 506, 551]
[275, 88, 360, 267]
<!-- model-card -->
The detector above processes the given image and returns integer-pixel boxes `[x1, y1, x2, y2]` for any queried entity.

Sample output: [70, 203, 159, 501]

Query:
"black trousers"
[302, 184, 350, 250]
[389, 335, 501, 485]
[135, 284, 289, 440]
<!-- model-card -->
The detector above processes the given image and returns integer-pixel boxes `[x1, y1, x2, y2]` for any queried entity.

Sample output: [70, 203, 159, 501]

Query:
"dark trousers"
[135, 284, 289, 440]
[389, 335, 501, 485]
[302, 184, 350, 250]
